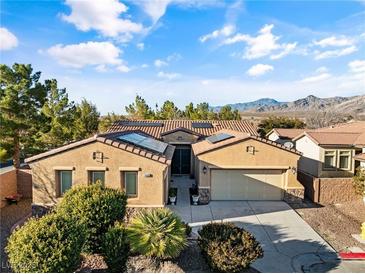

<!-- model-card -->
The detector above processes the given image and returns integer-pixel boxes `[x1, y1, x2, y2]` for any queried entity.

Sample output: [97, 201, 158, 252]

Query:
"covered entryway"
[171, 145, 191, 175]
[211, 169, 283, 200]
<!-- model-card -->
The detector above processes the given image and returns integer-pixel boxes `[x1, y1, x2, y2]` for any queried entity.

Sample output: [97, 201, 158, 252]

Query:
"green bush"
[127, 208, 187, 259]
[102, 222, 130, 272]
[183, 222, 192, 237]
[56, 183, 127, 253]
[198, 222, 263, 272]
[6, 213, 84, 273]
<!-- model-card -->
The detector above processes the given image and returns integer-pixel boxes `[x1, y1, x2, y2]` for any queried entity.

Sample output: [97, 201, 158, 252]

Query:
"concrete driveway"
[168, 176, 365, 273]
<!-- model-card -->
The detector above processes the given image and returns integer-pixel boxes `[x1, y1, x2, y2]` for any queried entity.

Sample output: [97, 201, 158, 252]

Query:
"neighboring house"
[294, 122, 365, 178]
[26, 120, 304, 213]
[293, 121, 365, 204]
[266, 128, 306, 146]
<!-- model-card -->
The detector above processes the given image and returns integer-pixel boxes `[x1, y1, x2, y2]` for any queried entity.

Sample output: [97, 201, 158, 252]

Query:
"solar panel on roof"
[206, 133, 234, 144]
[117, 133, 168, 154]
[121, 121, 164, 127]
[192, 122, 213, 128]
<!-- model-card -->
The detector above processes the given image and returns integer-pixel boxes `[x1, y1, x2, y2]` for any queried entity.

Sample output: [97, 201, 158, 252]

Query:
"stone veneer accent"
[283, 188, 304, 203]
[198, 188, 210, 204]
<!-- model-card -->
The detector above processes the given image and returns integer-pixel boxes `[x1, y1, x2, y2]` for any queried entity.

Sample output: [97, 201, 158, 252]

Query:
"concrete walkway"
[168, 176, 365, 273]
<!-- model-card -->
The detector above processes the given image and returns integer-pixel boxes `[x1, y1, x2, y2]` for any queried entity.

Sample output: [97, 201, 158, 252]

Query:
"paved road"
[169, 176, 365, 273]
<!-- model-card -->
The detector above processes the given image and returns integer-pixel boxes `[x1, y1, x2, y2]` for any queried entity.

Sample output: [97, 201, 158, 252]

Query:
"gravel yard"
[291, 199, 365, 252]
[78, 240, 258, 273]
[0, 199, 32, 272]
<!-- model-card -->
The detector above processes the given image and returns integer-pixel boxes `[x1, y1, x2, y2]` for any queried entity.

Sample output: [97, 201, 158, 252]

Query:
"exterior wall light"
[202, 166, 207, 174]
[291, 167, 297, 174]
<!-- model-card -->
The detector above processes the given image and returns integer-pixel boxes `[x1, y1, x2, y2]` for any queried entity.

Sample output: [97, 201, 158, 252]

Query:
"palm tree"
[127, 208, 187, 259]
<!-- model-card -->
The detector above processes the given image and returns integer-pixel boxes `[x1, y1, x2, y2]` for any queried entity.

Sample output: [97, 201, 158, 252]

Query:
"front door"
[172, 146, 191, 175]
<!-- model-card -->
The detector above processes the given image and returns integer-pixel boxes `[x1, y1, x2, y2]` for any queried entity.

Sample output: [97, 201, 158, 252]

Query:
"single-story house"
[293, 121, 365, 203]
[266, 128, 306, 146]
[26, 120, 304, 213]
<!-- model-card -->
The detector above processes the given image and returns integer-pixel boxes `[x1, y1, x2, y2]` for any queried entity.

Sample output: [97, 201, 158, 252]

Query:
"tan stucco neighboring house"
[192, 129, 304, 203]
[266, 128, 306, 146]
[26, 119, 306, 213]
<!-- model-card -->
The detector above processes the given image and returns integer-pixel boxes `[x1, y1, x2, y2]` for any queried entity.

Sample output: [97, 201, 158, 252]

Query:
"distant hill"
[211, 98, 284, 112]
[213, 95, 365, 116]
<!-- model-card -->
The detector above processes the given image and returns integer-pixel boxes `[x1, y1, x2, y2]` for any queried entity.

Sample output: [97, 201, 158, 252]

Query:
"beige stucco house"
[26, 120, 305, 212]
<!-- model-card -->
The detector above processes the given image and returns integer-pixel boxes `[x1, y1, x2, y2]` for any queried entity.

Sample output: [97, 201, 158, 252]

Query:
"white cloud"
[157, 71, 181, 80]
[61, 0, 143, 39]
[0, 28, 18, 50]
[154, 59, 168, 68]
[47, 41, 126, 70]
[199, 24, 236, 43]
[135, 0, 223, 24]
[141, 64, 149, 68]
[270, 42, 297, 60]
[223, 24, 297, 60]
[314, 45, 357, 60]
[300, 67, 332, 83]
[246, 64, 274, 77]
[154, 53, 182, 68]
[116, 65, 131, 73]
[313, 36, 354, 47]
[348, 60, 365, 73]
[136, 43, 144, 50]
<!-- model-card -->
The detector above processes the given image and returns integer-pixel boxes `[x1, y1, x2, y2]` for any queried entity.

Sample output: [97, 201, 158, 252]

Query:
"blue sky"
[1, 0, 365, 114]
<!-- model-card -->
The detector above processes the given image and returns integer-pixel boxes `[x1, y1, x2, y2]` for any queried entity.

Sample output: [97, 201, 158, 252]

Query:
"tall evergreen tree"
[98, 112, 125, 133]
[0, 64, 47, 168]
[157, 100, 181, 120]
[218, 105, 241, 120]
[40, 79, 75, 149]
[125, 95, 155, 119]
[73, 99, 100, 140]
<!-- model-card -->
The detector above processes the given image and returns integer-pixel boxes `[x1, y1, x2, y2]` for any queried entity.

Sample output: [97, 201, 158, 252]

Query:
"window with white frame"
[323, 150, 336, 169]
[339, 151, 351, 170]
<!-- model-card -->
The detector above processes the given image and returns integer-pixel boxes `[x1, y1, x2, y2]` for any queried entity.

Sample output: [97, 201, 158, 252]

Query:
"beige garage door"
[211, 169, 284, 200]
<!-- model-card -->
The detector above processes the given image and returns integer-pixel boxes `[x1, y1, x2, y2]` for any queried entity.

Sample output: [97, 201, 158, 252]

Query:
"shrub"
[183, 222, 192, 237]
[168, 187, 177, 197]
[6, 213, 84, 273]
[101, 222, 130, 272]
[198, 222, 263, 272]
[56, 183, 127, 253]
[127, 208, 187, 259]
[353, 167, 365, 196]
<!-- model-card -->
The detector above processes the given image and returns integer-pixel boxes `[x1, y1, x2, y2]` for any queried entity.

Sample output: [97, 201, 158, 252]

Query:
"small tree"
[73, 99, 100, 140]
[56, 183, 127, 253]
[257, 116, 305, 137]
[353, 167, 365, 196]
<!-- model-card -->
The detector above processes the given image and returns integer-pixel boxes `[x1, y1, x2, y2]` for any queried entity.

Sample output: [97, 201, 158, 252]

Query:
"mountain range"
[212, 95, 365, 115]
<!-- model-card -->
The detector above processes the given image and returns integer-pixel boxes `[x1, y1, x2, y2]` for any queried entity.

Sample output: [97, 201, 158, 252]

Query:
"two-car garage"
[211, 169, 284, 200]
[192, 130, 304, 203]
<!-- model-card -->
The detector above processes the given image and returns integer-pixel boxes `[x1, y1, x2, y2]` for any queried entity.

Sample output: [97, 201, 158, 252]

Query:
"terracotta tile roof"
[192, 129, 301, 156]
[316, 121, 365, 133]
[25, 132, 175, 165]
[268, 128, 306, 139]
[354, 153, 365, 162]
[107, 120, 258, 138]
